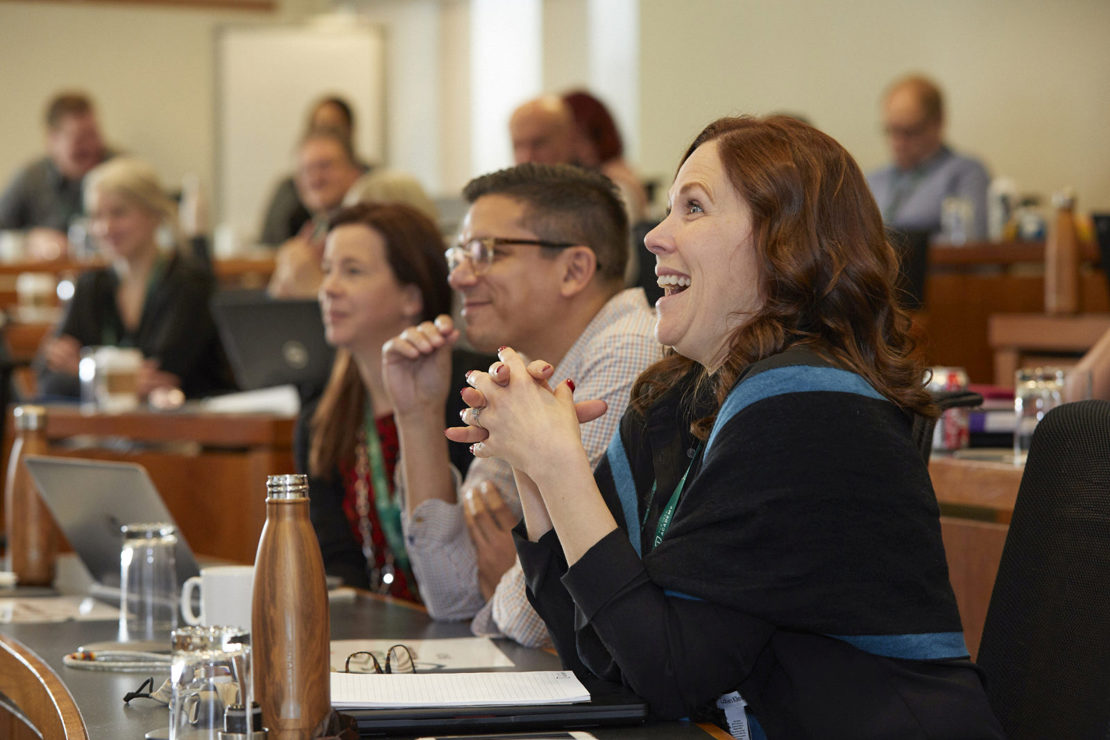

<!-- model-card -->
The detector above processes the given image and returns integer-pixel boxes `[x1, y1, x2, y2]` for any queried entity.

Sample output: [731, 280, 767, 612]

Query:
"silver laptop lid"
[23, 456, 201, 589]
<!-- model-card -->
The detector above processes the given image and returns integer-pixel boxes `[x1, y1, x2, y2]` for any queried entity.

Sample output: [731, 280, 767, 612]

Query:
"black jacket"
[517, 348, 1004, 738]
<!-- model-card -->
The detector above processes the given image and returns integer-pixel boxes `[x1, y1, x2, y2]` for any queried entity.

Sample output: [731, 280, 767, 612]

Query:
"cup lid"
[12, 404, 46, 431]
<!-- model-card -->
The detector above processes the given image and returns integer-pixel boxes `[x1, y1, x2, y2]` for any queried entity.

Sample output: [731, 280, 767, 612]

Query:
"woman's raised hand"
[446, 347, 603, 477]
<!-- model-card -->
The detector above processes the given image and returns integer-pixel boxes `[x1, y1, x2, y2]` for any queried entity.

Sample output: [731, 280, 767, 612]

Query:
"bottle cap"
[12, 404, 46, 432]
[266, 473, 309, 500]
[1052, 187, 1076, 209]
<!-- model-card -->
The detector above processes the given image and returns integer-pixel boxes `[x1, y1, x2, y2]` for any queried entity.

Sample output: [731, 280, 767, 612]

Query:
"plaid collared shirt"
[402, 288, 661, 647]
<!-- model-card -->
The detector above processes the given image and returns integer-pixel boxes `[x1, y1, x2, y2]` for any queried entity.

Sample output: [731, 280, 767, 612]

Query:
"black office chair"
[975, 400, 1110, 739]
[912, 389, 984, 463]
[888, 228, 931, 310]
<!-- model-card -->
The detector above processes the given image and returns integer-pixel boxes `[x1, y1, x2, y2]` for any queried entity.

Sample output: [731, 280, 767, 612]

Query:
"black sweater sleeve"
[514, 499, 774, 721]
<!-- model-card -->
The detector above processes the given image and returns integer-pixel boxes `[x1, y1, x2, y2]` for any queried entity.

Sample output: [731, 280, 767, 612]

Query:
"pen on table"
[65, 649, 172, 663]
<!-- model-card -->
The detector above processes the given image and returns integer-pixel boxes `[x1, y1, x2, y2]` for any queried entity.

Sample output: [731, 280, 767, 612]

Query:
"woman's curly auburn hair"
[632, 115, 935, 437]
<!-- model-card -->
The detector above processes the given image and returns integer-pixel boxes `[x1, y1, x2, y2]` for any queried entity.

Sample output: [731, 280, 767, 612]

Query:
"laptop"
[22, 456, 201, 592]
[210, 292, 334, 391]
[346, 678, 648, 737]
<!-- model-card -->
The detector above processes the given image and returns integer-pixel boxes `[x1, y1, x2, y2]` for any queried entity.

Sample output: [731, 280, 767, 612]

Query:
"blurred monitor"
[211, 292, 334, 392]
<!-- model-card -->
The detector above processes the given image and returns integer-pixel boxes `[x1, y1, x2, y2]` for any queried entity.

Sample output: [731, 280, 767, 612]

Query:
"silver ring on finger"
[471, 407, 482, 427]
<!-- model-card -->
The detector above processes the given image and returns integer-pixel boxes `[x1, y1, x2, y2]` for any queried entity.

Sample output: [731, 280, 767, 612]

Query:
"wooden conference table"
[0, 591, 727, 740]
[930, 453, 1024, 659]
[3, 403, 296, 565]
[922, 240, 1108, 383]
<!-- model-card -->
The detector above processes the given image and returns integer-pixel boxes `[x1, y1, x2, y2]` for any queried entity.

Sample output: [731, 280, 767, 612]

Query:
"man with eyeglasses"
[267, 129, 362, 298]
[383, 163, 659, 647]
[866, 74, 991, 241]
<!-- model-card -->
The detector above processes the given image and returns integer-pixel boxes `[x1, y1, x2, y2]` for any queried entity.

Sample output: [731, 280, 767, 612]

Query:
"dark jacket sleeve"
[259, 177, 310, 246]
[33, 269, 105, 399]
[294, 398, 370, 590]
[140, 256, 232, 397]
[0, 164, 32, 229]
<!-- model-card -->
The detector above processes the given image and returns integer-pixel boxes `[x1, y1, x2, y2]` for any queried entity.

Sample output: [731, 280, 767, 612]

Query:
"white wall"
[637, 0, 1110, 213]
[0, 0, 325, 215]
[1, 0, 1108, 228]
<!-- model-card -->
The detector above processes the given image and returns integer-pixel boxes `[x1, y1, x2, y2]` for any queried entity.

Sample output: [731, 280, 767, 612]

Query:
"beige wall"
[0, 0, 330, 211]
[637, 0, 1110, 213]
[1, 0, 1108, 224]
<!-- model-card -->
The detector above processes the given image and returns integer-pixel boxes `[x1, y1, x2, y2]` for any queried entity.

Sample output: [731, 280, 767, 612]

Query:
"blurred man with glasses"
[383, 163, 658, 647]
[866, 74, 991, 241]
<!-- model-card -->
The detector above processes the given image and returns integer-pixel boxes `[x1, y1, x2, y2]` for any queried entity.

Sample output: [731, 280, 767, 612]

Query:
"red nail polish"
[543, 363, 552, 373]
[465, 370, 474, 379]
[566, 378, 576, 392]
[498, 346, 508, 354]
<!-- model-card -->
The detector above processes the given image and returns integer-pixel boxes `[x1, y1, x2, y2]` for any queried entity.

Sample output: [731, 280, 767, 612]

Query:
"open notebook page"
[331, 670, 590, 709]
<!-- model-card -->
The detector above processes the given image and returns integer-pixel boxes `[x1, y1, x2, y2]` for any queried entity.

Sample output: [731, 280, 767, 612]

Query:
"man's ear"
[558, 246, 597, 298]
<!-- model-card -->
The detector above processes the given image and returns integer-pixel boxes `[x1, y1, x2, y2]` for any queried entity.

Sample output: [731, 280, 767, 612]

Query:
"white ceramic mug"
[180, 565, 254, 630]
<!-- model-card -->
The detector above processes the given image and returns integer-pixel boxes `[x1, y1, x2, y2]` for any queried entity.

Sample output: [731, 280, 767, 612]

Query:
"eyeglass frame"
[444, 236, 587, 275]
[342, 644, 418, 674]
[881, 118, 935, 140]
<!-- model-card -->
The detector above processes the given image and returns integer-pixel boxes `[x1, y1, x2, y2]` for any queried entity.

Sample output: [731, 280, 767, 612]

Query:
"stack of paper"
[330, 670, 590, 709]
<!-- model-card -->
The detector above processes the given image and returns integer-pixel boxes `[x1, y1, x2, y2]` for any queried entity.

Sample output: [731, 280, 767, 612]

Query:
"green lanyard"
[645, 442, 701, 552]
[362, 402, 407, 571]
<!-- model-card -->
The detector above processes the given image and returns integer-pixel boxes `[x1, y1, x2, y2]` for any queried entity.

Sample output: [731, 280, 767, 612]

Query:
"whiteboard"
[216, 21, 385, 245]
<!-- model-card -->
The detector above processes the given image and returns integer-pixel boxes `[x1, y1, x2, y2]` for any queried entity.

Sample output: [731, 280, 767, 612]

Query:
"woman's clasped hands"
[446, 347, 607, 478]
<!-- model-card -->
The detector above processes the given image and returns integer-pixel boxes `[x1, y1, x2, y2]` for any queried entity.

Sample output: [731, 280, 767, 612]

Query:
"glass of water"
[1013, 366, 1091, 460]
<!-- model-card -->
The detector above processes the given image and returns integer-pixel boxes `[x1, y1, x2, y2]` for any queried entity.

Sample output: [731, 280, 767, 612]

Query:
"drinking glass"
[119, 522, 178, 642]
[941, 196, 974, 245]
[1013, 367, 1092, 460]
[170, 625, 252, 740]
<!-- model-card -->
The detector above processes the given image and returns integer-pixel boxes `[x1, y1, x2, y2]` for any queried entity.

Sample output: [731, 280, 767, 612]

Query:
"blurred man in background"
[0, 91, 114, 256]
[867, 74, 990, 241]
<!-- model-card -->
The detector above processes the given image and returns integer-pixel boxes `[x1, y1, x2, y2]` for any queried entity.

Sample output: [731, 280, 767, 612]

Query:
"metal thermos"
[4, 405, 57, 585]
[251, 474, 330, 739]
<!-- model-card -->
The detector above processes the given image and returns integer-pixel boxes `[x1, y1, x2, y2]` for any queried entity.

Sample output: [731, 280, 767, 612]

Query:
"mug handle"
[180, 575, 203, 626]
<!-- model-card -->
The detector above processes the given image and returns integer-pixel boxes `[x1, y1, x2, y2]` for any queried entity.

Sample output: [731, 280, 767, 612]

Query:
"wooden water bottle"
[1044, 188, 1079, 316]
[251, 474, 330, 739]
[4, 405, 57, 585]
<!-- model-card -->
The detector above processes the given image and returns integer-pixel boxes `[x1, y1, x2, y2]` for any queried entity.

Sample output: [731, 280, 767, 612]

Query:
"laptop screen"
[23, 456, 201, 589]
[211, 292, 334, 392]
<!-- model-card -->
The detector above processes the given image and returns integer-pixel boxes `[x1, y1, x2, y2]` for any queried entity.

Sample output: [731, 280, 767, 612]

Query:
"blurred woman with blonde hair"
[37, 157, 231, 400]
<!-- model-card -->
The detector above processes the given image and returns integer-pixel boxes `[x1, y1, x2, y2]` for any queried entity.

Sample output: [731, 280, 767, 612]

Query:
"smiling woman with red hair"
[452, 115, 1004, 738]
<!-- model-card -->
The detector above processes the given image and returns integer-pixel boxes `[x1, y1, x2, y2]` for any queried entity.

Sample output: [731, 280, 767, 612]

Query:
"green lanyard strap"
[361, 402, 408, 572]
[645, 442, 701, 552]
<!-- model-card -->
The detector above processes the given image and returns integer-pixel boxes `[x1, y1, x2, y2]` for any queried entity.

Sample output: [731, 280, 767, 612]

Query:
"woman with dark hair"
[563, 90, 648, 223]
[294, 201, 473, 597]
[451, 116, 1003, 737]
